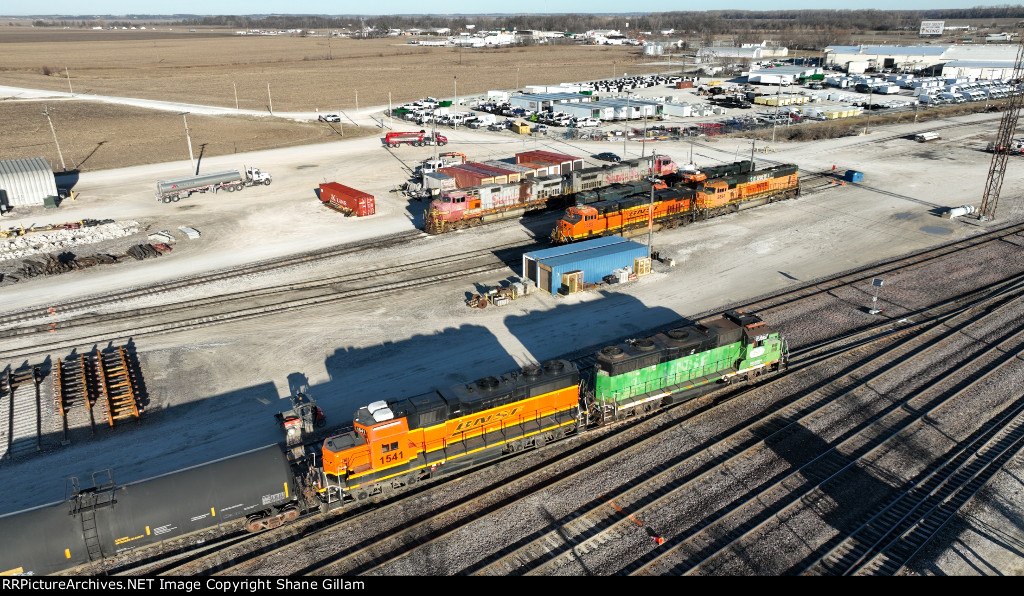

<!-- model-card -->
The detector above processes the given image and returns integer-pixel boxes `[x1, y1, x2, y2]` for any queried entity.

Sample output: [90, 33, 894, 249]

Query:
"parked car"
[594, 152, 621, 162]
[318, 114, 341, 122]
[487, 123, 505, 132]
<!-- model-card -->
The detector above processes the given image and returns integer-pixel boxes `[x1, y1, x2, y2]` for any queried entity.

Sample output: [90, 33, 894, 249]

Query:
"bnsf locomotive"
[424, 154, 679, 234]
[0, 310, 785, 576]
[551, 162, 800, 245]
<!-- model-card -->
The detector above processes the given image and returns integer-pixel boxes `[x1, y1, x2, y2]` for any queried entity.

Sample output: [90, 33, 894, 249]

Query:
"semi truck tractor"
[383, 131, 448, 148]
[155, 167, 272, 203]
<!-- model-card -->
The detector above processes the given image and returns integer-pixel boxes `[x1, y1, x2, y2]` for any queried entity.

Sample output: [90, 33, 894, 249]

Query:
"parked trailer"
[155, 167, 271, 203]
[319, 183, 375, 216]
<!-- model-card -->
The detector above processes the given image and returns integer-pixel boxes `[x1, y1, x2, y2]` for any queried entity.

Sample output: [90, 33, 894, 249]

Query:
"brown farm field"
[0, 28, 670, 172]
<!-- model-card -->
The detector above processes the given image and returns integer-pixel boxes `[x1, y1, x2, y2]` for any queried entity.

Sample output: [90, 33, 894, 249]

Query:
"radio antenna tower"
[979, 35, 1024, 220]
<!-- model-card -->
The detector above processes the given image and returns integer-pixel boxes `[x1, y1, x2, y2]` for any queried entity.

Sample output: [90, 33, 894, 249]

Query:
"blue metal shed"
[522, 236, 650, 295]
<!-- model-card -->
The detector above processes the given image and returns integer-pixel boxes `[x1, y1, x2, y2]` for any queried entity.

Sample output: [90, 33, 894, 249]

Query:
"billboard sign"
[920, 21, 945, 35]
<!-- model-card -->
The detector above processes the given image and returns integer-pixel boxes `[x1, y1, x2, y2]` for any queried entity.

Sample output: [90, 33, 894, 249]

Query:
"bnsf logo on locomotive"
[454, 406, 522, 432]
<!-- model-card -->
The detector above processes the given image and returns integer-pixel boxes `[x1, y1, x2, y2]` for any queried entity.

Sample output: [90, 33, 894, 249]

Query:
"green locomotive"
[589, 310, 787, 422]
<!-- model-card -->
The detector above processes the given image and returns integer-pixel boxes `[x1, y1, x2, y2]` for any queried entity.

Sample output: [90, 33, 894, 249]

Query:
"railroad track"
[799, 394, 1024, 576]
[0, 238, 539, 361]
[622, 282, 1024, 575]
[103, 274, 1024, 577]
[0, 230, 425, 327]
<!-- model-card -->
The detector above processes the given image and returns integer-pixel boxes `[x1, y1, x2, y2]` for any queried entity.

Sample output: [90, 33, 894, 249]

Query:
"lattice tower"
[980, 37, 1024, 220]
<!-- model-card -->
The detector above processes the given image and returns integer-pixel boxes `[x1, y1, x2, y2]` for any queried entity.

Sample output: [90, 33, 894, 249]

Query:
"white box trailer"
[662, 103, 693, 117]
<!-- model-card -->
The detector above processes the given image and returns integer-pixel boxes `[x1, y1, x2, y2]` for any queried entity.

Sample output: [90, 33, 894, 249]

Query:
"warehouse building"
[824, 44, 1019, 78]
[522, 235, 651, 296]
[0, 157, 58, 208]
[508, 92, 594, 112]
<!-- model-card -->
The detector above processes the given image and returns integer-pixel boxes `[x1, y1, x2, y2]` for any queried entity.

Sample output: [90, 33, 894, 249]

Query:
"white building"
[825, 44, 1021, 79]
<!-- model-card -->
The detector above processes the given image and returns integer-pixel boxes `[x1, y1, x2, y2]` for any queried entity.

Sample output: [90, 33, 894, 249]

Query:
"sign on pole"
[919, 21, 945, 36]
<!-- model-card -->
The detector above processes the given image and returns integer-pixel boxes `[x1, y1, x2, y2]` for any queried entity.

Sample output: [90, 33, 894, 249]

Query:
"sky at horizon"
[0, 2, 1000, 18]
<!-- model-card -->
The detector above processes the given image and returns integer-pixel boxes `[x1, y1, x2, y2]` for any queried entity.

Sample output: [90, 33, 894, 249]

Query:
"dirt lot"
[0, 28, 671, 172]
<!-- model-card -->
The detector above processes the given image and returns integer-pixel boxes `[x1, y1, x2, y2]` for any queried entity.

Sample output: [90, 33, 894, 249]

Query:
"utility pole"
[180, 112, 196, 175]
[624, 93, 630, 157]
[267, 83, 273, 114]
[389, 91, 393, 129]
[642, 112, 648, 157]
[355, 89, 359, 114]
[772, 77, 782, 143]
[647, 150, 658, 258]
[42, 106, 66, 172]
[454, 76, 458, 130]
[864, 86, 873, 135]
[64, 67, 73, 96]
[233, 81, 238, 111]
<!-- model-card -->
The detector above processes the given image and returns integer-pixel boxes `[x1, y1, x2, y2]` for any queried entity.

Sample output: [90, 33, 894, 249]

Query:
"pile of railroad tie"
[9, 244, 171, 281]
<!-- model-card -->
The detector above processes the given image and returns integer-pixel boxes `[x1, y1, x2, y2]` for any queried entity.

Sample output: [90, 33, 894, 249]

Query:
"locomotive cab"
[321, 401, 414, 479]
[552, 205, 599, 243]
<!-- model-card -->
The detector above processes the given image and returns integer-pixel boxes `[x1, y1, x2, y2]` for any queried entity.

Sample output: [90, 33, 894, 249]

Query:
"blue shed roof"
[524, 235, 629, 261]
[541, 240, 648, 269]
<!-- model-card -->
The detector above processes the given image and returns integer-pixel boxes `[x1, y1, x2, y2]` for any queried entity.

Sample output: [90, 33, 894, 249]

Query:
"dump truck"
[155, 167, 272, 203]
[383, 131, 448, 148]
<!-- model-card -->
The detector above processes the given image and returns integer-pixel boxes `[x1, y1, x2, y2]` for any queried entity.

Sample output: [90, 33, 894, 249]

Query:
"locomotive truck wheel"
[283, 508, 300, 523]
[245, 519, 264, 533]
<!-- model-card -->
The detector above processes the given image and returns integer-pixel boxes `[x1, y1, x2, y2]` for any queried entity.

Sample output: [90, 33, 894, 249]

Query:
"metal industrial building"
[824, 44, 1019, 78]
[522, 236, 651, 296]
[0, 157, 58, 207]
[508, 92, 594, 112]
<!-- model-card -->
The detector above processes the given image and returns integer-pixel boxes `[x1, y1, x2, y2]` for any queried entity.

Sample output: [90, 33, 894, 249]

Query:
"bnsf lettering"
[455, 407, 522, 432]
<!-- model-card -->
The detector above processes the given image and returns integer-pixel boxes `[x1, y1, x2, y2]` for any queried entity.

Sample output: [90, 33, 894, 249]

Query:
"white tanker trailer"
[155, 166, 272, 203]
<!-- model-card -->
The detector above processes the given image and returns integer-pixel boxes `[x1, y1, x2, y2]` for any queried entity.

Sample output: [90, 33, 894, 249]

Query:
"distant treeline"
[27, 7, 1024, 44]
[173, 8, 1024, 34]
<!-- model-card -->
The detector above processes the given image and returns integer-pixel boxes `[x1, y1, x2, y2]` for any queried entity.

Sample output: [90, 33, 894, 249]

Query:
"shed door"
[526, 258, 538, 284]
[538, 264, 552, 294]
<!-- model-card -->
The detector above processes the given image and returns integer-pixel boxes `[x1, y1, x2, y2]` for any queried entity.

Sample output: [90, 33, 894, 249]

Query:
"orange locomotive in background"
[551, 162, 800, 245]
[318, 360, 581, 503]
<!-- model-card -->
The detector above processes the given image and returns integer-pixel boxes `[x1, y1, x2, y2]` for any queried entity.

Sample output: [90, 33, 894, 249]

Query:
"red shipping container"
[675, 81, 694, 89]
[319, 182, 375, 217]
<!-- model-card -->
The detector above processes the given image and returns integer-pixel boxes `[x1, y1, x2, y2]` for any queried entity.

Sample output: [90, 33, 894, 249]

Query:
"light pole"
[233, 81, 238, 111]
[454, 76, 458, 130]
[864, 86, 873, 135]
[647, 153, 657, 258]
[772, 77, 782, 143]
[624, 93, 630, 157]
[180, 112, 196, 174]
